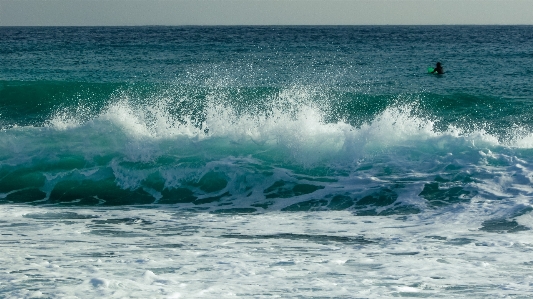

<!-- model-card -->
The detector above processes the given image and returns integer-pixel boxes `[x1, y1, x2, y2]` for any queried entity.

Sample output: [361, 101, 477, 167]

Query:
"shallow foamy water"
[1, 205, 532, 298]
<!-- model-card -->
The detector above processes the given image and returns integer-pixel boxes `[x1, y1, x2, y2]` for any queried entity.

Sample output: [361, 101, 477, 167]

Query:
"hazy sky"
[1, 0, 532, 26]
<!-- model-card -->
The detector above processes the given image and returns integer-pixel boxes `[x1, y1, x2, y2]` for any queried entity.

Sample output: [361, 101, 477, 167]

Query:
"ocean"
[1, 26, 533, 298]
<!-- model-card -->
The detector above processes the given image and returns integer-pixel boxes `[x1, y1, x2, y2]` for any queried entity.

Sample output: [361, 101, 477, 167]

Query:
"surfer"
[431, 62, 444, 74]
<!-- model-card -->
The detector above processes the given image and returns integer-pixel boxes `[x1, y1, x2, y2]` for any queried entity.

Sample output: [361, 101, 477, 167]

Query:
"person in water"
[432, 62, 444, 74]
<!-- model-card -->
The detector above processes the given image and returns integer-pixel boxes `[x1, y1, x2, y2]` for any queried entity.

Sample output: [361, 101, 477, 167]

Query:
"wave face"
[1, 26, 533, 218]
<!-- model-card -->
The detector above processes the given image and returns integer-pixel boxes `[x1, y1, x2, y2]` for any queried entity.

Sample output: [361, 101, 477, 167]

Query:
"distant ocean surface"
[1, 26, 533, 298]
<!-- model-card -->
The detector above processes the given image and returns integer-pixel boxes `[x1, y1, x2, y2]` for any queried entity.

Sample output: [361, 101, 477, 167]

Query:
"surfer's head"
[436, 62, 442, 67]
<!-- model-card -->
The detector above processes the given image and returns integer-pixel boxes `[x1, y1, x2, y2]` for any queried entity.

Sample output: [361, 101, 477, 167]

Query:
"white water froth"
[1, 206, 532, 298]
[43, 88, 528, 163]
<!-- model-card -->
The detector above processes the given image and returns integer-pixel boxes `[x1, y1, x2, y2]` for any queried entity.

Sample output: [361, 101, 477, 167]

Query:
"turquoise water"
[2, 26, 533, 211]
[1, 26, 533, 298]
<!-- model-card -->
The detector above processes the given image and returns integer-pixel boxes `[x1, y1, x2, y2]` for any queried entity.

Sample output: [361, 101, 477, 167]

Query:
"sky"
[1, 0, 532, 26]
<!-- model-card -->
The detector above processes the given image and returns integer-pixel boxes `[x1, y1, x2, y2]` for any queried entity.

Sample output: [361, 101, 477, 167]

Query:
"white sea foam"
[1, 206, 532, 298]
[43, 86, 515, 160]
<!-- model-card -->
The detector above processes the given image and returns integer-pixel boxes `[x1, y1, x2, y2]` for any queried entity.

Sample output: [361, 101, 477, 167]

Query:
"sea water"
[1, 26, 533, 298]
